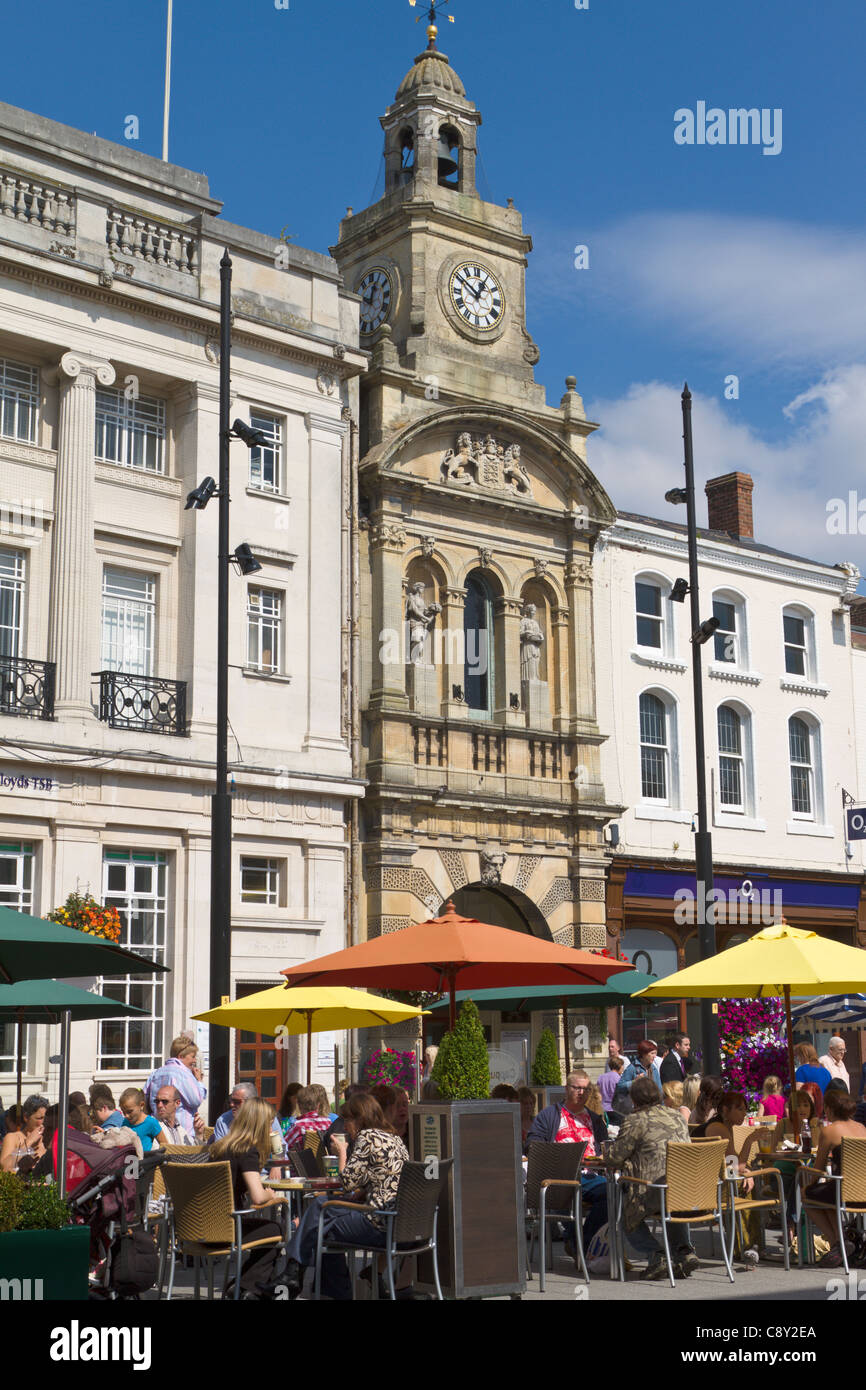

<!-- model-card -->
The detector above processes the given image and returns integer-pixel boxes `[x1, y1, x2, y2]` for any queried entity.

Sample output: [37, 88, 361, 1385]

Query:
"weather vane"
[408, 1, 456, 27]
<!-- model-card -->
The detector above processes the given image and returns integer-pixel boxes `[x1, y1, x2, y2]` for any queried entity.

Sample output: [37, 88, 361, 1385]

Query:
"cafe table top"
[264, 1176, 343, 1192]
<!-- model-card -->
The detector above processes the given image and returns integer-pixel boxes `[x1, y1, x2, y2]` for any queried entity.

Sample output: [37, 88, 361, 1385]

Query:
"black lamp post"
[185, 249, 265, 1120]
[666, 383, 721, 1076]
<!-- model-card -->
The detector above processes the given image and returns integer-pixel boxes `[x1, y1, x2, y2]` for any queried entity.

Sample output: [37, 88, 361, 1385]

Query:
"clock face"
[357, 268, 392, 335]
[448, 262, 505, 332]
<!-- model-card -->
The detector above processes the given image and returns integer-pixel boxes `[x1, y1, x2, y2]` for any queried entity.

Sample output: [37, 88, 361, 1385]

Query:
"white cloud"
[586, 366, 866, 580]
[534, 213, 866, 371]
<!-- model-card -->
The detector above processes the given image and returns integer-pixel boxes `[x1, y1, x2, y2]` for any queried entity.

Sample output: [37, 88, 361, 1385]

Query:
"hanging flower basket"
[46, 892, 122, 945]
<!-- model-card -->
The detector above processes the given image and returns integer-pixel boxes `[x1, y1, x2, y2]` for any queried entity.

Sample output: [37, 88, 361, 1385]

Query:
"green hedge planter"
[0, 1226, 90, 1301]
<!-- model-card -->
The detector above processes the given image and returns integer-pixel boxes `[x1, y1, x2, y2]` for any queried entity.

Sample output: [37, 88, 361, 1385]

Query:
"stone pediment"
[359, 407, 616, 523]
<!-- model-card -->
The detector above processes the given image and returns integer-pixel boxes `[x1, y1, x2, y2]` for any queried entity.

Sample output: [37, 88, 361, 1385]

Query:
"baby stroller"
[59, 1130, 164, 1299]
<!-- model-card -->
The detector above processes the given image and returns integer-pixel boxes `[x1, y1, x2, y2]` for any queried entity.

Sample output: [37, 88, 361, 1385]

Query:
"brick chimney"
[705, 472, 754, 539]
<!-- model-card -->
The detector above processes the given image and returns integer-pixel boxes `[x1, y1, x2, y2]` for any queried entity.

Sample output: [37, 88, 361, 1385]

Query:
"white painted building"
[594, 471, 866, 1047]
[0, 101, 365, 1110]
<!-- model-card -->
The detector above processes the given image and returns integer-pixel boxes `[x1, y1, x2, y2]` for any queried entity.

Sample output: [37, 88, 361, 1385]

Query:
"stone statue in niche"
[480, 849, 506, 887]
[519, 602, 545, 682]
[441, 432, 477, 485]
[504, 443, 532, 495]
[406, 582, 442, 664]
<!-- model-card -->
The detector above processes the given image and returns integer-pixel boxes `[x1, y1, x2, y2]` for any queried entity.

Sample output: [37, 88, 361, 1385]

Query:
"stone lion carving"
[439, 433, 533, 496]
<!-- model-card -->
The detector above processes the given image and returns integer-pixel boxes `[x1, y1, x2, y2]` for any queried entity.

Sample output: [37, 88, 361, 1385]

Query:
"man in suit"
[659, 1033, 691, 1085]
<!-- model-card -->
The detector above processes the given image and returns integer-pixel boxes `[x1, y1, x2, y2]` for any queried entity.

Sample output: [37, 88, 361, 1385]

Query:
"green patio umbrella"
[429, 970, 659, 1072]
[0, 979, 150, 1107]
[0, 906, 169, 1197]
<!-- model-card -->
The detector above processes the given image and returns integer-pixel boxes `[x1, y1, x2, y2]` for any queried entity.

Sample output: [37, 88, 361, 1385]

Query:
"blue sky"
[5, 0, 866, 577]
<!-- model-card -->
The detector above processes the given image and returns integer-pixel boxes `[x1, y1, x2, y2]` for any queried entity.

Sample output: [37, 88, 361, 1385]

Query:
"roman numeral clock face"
[449, 262, 505, 331]
[357, 268, 392, 335]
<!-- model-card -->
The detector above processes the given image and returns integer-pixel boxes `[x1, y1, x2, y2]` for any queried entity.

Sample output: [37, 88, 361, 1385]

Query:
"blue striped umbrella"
[790, 994, 866, 1027]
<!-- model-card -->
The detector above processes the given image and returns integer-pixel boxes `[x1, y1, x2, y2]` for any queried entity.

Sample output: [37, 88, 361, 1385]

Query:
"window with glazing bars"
[713, 599, 737, 664]
[101, 568, 155, 676]
[0, 551, 24, 661]
[639, 693, 668, 800]
[783, 613, 807, 677]
[248, 412, 282, 493]
[240, 857, 280, 905]
[789, 716, 813, 816]
[98, 851, 167, 1071]
[0, 843, 34, 1073]
[718, 705, 744, 808]
[247, 588, 281, 673]
[95, 387, 166, 473]
[635, 582, 662, 649]
[0, 359, 38, 443]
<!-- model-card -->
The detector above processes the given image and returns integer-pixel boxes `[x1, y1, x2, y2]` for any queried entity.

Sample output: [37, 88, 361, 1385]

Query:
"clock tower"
[337, 22, 621, 1071]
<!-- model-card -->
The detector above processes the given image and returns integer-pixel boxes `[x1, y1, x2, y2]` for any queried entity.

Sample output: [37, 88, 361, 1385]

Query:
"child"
[757, 1075, 786, 1123]
[119, 1087, 165, 1151]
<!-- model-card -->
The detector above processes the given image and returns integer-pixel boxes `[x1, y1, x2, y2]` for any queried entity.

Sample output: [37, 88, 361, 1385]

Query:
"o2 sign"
[847, 808, 866, 841]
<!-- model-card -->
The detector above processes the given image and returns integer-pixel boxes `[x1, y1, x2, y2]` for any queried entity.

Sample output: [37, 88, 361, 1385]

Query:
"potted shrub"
[531, 1027, 562, 1086]
[0, 1173, 90, 1300]
[413, 1000, 523, 1299]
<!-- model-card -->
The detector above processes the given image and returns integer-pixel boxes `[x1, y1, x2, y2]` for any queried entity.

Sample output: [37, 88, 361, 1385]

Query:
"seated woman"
[369, 1084, 399, 1127]
[277, 1082, 302, 1138]
[662, 1080, 691, 1123]
[282, 1092, 408, 1300]
[208, 1097, 288, 1298]
[682, 1075, 701, 1120]
[0, 1094, 49, 1172]
[690, 1075, 723, 1127]
[517, 1087, 537, 1151]
[607, 1074, 694, 1280]
[698, 1091, 763, 1261]
[802, 1089, 866, 1268]
[392, 1086, 410, 1146]
[794, 1043, 832, 1096]
[491, 1083, 519, 1103]
[757, 1075, 786, 1124]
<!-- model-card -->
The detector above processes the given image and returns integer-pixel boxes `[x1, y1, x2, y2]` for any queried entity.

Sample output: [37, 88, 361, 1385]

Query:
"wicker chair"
[796, 1135, 866, 1274]
[302, 1130, 326, 1173]
[723, 1162, 789, 1269]
[616, 1139, 734, 1287]
[313, 1158, 453, 1301]
[524, 1141, 590, 1290]
[145, 1144, 208, 1297]
[162, 1161, 285, 1301]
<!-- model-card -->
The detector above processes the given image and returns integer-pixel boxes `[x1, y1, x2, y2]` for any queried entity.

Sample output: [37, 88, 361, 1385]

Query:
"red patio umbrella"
[282, 902, 632, 1029]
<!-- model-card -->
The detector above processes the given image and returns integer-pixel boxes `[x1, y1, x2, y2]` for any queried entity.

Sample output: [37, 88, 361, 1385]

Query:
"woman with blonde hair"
[682, 1075, 701, 1117]
[662, 1080, 690, 1122]
[208, 1097, 287, 1297]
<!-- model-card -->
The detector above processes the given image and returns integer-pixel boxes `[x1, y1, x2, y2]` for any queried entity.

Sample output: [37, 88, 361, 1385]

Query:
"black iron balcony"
[95, 670, 187, 736]
[0, 657, 56, 719]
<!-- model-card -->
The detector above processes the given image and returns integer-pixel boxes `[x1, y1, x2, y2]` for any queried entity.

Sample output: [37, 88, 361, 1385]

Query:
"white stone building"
[0, 101, 365, 1109]
[594, 471, 866, 1050]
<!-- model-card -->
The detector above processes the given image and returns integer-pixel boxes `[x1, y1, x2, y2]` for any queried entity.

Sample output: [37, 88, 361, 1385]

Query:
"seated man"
[211, 1082, 284, 1181]
[526, 1070, 609, 1260]
[153, 1085, 205, 1145]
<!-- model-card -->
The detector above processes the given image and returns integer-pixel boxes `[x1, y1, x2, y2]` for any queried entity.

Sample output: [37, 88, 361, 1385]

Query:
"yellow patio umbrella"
[193, 984, 429, 1084]
[634, 921, 866, 1104]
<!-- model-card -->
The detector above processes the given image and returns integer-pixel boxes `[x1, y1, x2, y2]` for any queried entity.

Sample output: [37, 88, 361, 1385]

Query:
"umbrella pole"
[306, 1013, 312, 1086]
[448, 973, 456, 1032]
[57, 1009, 71, 1201]
[561, 998, 570, 1076]
[16, 1007, 23, 1106]
[783, 986, 798, 1118]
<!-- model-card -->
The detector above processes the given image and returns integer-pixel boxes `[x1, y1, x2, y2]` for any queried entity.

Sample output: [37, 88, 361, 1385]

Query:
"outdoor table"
[583, 1156, 622, 1280]
[264, 1176, 342, 1225]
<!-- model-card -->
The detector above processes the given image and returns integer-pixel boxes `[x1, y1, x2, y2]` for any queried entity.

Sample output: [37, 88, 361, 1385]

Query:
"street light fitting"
[665, 487, 688, 505]
[670, 577, 690, 603]
[232, 542, 262, 576]
[691, 615, 720, 646]
[231, 418, 269, 449]
[185, 476, 218, 510]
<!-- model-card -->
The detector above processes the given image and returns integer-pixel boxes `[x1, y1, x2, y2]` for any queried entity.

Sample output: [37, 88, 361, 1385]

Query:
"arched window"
[635, 578, 663, 650]
[782, 605, 816, 681]
[711, 589, 748, 667]
[788, 715, 814, 817]
[438, 125, 460, 188]
[639, 693, 669, 802]
[400, 127, 415, 177]
[464, 572, 492, 714]
[718, 705, 745, 810]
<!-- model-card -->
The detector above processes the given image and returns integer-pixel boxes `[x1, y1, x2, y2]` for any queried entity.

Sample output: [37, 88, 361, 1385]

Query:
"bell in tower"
[382, 20, 480, 197]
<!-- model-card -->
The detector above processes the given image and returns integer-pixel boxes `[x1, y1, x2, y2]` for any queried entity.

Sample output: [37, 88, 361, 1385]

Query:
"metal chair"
[723, 1162, 789, 1269]
[313, 1158, 453, 1301]
[796, 1136, 866, 1274]
[162, 1161, 285, 1301]
[617, 1138, 734, 1288]
[524, 1141, 590, 1290]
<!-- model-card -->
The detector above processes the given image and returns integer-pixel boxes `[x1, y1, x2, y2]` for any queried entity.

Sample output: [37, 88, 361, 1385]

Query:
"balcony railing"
[0, 657, 56, 720]
[95, 671, 187, 736]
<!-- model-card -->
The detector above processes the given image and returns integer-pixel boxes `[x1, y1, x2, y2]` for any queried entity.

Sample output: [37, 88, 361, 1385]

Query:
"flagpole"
[162, 0, 173, 162]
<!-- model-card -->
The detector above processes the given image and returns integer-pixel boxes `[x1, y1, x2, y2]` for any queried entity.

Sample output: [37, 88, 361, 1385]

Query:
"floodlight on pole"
[184, 477, 218, 511]
[231, 419, 270, 450]
[232, 543, 262, 576]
